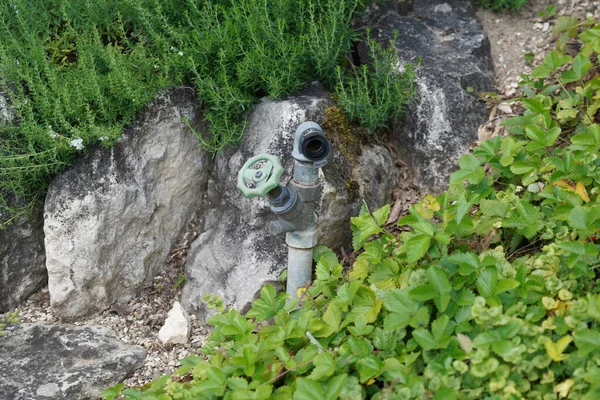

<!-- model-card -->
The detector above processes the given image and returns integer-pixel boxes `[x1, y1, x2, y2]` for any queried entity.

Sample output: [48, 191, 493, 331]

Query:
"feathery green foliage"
[0, 0, 415, 228]
[102, 16, 600, 399]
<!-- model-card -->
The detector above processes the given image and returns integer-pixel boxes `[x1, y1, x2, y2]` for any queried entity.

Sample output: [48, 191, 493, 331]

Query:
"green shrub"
[0, 309, 19, 336]
[335, 32, 417, 132]
[475, 0, 528, 11]
[0, 0, 416, 228]
[102, 17, 600, 399]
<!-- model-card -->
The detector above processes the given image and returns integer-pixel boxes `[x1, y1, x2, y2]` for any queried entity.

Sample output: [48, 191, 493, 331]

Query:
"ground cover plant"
[0, 0, 416, 228]
[102, 15, 600, 399]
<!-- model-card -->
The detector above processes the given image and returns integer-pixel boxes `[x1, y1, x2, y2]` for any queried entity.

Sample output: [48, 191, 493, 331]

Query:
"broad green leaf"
[372, 204, 390, 226]
[405, 234, 431, 263]
[477, 267, 498, 298]
[294, 378, 324, 400]
[574, 329, 600, 356]
[309, 352, 336, 380]
[427, 266, 452, 312]
[351, 214, 382, 251]
[357, 356, 383, 383]
[324, 375, 347, 400]
[322, 303, 342, 332]
[412, 328, 438, 350]
[494, 279, 520, 295]
[479, 200, 509, 218]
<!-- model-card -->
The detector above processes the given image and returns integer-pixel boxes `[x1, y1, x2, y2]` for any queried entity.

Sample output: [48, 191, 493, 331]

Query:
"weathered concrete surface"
[360, 0, 494, 192]
[0, 203, 46, 312]
[181, 83, 400, 322]
[0, 323, 146, 400]
[44, 88, 213, 321]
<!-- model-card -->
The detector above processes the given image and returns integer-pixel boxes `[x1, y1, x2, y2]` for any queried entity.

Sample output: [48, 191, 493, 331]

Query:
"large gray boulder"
[0, 323, 146, 400]
[181, 83, 400, 321]
[44, 88, 213, 322]
[0, 203, 46, 312]
[361, 0, 493, 192]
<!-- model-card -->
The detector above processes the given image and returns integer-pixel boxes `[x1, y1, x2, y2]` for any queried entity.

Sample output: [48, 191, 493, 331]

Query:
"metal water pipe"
[237, 122, 331, 299]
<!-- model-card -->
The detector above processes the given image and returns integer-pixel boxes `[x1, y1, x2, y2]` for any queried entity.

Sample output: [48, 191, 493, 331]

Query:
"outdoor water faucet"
[236, 122, 331, 299]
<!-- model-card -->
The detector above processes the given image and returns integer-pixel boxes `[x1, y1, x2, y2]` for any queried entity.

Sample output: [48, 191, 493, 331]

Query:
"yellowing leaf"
[575, 181, 590, 202]
[297, 287, 307, 298]
[554, 379, 575, 398]
[553, 179, 576, 191]
[366, 378, 376, 386]
[415, 194, 440, 219]
[544, 335, 572, 362]
[456, 333, 473, 354]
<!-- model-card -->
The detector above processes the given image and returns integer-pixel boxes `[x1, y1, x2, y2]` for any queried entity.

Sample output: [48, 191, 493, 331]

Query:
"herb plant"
[0, 0, 416, 228]
[102, 17, 600, 400]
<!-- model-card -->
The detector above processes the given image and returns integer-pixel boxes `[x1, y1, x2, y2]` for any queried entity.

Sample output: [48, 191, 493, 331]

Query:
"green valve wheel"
[237, 154, 284, 198]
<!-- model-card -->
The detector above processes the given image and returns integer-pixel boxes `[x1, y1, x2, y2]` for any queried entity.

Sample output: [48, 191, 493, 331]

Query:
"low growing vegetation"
[103, 16, 600, 400]
[0, 0, 416, 228]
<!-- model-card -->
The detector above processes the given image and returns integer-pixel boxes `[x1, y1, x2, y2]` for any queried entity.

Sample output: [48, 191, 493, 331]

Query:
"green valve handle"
[237, 154, 284, 198]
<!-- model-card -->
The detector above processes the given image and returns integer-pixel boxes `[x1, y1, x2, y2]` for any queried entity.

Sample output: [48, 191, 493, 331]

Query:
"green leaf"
[357, 356, 383, 383]
[322, 303, 342, 332]
[494, 279, 519, 295]
[324, 375, 347, 400]
[427, 266, 452, 312]
[477, 267, 498, 298]
[101, 384, 124, 400]
[532, 50, 571, 78]
[479, 200, 509, 218]
[413, 328, 438, 350]
[351, 214, 383, 251]
[310, 352, 336, 380]
[560, 53, 593, 83]
[568, 206, 600, 236]
[405, 234, 431, 263]
[294, 378, 324, 400]
[372, 204, 390, 226]
[574, 330, 600, 356]
[227, 377, 249, 390]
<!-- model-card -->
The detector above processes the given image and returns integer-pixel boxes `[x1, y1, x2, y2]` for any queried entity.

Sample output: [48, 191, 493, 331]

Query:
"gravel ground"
[13, 0, 600, 393]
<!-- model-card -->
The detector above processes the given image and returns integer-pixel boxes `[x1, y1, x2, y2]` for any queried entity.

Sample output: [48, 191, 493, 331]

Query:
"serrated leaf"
[405, 234, 431, 263]
[574, 329, 600, 357]
[457, 333, 473, 353]
[477, 267, 498, 298]
[357, 356, 383, 383]
[294, 378, 324, 400]
[372, 204, 390, 226]
[310, 352, 336, 380]
[412, 328, 437, 350]
[324, 375, 347, 400]
[322, 303, 342, 332]
[479, 200, 509, 218]
[494, 279, 520, 295]
[427, 266, 452, 312]
[227, 377, 249, 390]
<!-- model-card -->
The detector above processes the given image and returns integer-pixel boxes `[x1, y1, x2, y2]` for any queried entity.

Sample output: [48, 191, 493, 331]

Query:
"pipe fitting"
[292, 122, 332, 167]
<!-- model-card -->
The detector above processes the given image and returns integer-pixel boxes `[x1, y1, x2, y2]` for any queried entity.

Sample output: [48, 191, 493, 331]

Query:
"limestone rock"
[158, 301, 190, 345]
[44, 88, 213, 322]
[0, 323, 146, 400]
[360, 0, 493, 193]
[181, 83, 400, 322]
[0, 203, 46, 312]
